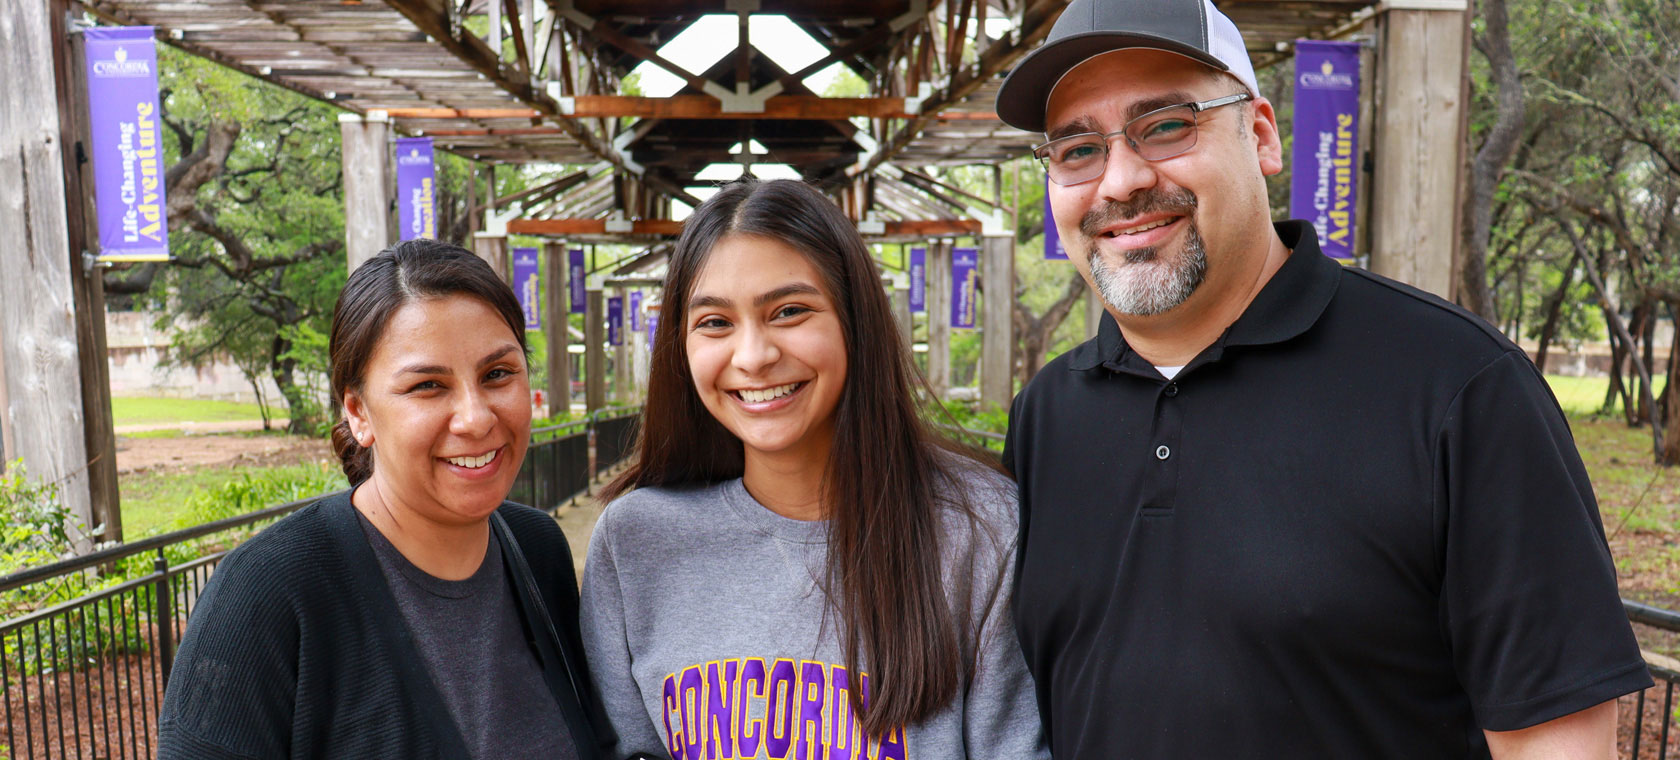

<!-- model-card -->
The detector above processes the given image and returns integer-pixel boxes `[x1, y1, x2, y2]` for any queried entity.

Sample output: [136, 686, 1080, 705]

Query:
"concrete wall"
[104, 311, 286, 405]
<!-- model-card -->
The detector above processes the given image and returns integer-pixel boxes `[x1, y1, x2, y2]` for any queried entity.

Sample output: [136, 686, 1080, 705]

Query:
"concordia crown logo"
[115, 46, 128, 62]
[1321, 59, 1334, 76]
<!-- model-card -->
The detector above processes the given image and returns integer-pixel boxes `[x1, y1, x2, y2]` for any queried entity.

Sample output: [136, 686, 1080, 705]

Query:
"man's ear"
[1248, 96, 1285, 177]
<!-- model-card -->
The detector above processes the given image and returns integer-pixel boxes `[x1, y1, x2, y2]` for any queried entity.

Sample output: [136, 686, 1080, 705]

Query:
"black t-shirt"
[1003, 222, 1651, 759]
[359, 511, 578, 760]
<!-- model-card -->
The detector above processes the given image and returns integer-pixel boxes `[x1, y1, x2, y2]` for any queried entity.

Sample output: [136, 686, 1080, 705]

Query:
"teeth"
[738, 383, 800, 404]
[445, 449, 498, 469]
[1116, 218, 1173, 235]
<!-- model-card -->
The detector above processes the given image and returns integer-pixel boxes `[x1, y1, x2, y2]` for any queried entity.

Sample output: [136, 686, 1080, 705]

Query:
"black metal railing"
[1623, 599, 1680, 759]
[591, 407, 641, 474]
[0, 411, 640, 760]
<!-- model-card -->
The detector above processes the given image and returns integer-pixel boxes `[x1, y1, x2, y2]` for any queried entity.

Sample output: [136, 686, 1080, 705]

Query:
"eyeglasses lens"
[1038, 104, 1202, 185]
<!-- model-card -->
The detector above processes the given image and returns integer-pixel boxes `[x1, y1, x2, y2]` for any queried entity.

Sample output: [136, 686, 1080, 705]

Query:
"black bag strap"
[491, 511, 613, 757]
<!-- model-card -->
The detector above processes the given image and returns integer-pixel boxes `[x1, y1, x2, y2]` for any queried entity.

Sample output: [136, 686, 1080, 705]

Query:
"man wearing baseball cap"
[997, 0, 1651, 757]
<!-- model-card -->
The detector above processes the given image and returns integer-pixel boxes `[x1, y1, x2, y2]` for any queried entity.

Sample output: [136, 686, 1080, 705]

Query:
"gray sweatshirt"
[580, 465, 1048, 760]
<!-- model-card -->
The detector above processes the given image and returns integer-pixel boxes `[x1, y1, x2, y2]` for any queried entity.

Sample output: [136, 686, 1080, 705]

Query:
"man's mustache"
[1078, 188, 1200, 238]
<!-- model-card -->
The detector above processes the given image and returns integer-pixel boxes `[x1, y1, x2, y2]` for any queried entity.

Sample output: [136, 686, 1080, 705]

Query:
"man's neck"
[1115, 228, 1293, 367]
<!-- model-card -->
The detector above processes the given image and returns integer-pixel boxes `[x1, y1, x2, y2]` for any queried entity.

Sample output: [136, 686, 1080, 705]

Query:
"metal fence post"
[153, 548, 174, 688]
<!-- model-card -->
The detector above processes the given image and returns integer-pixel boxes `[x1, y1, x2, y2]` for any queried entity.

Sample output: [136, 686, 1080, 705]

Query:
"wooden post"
[473, 232, 509, 283]
[0, 0, 96, 547]
[339, 111, 391, 272]
[926, 240, 952, 400]
[1368, 4, 1469, 299]
[1086, 287, 1104, 340]
[543, 242, 570, 415]
[980, 234, 1014, 409]
[585, 288, 606, 411]
[891, 287, 912, 356]
[614, 285, 631, 403]
[56, 10, 121, 542]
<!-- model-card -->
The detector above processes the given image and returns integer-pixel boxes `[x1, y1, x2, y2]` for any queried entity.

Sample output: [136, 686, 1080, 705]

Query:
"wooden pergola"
[4, 0, 1468, 542]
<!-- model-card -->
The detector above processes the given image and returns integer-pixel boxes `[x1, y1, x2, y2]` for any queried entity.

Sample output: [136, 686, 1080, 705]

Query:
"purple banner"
[568, 249, 586, 314]
[512, 247, 539, 330]
[647, 314, 659, 351]
[950, 247, 977, 329]
[909, 247, 927, 313]
[1290, 39, 1361, 261]
[629, 290, 643, 331]
[607, 296, 623, 346]
[1044, 177, 1067, 260]
[396, 137, 436, 241]
[85, 27, 168, 262]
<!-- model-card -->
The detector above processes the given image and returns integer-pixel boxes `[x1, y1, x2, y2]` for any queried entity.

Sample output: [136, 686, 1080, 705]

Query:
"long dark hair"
[605, 178, 993, 737]
[329, 239, 528, 485]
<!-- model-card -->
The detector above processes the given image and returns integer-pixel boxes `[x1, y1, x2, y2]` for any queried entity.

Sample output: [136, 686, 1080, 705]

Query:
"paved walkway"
[550, 461, 629, 583]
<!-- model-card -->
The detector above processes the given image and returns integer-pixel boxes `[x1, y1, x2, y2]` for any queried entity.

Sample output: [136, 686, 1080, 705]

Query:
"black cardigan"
[157, 491, 612, 759]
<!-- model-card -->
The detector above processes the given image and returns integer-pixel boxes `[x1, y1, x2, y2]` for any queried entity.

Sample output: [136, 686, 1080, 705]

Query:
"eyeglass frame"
[1033, 92, 1254, 186]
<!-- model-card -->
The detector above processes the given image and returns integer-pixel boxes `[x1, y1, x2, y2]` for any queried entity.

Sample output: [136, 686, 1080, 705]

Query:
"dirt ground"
[113, 430, 331, 475]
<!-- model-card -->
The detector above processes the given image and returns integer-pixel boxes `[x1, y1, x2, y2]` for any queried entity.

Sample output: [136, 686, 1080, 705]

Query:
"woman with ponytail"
[159, 240, 610, 760]
[580, 179, 1048, 759]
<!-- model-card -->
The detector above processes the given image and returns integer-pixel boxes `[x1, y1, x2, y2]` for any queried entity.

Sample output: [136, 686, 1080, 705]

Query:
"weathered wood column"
[890, 286, 912, 356]
[543, 242, 570, 414]
[926, 240, 952, 400]
[473, 233, 509, 283]
[58, 13, 120, 542]
[585, 288, 606, 412]
[980, 234, 1015, 409]
[0, 0, 95, 547]
[1368, 3, 1469, 299]
[339, 111, 391, 272]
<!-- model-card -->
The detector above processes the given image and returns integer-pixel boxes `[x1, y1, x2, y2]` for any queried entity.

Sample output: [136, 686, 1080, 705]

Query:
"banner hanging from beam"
[569, 249, 586, 314]
[513, 247, 539, 330]
[647, 314, 658, 352]
[396, 137, 436, 241]
[85, 27, 169, 263]
[951, 247, 978, 329]
[1044, 176, 1067, 260]
[909, 247, 926, 313]
[607, 295, 623, 346]
[1289, 39, 1361, 261]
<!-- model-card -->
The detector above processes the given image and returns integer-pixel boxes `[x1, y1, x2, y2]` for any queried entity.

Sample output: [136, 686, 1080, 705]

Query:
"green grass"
[118, 462, 339, 536]
[1544, 374, 1667, 418]
[112, 396, 271, 427]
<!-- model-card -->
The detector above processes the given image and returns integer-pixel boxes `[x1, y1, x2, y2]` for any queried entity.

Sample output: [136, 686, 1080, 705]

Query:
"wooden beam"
[926, 241, 952, 399]
[1368, 8, 1467, 298]
[340, 112, 392, 272]
[507, 218, 687, 236]
[1, 0, 96, 549]
[376, 102, 1004, 122]
[882, 219, 981, 236]
[980, 234, 1013, 409]
[57, 7, 121, 542]
[585, 288, 606, 412]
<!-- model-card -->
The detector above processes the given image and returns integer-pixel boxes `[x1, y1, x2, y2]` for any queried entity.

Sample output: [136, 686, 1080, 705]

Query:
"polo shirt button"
[1155, 445, 1170, 460]
[1164, 383, 1179, 397]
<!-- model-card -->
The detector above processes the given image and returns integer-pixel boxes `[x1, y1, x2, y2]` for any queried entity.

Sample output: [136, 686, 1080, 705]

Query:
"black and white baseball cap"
[996, 0, 1260, 133]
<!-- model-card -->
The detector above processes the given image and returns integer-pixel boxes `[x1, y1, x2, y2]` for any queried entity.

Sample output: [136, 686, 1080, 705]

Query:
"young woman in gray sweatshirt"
[580, 178, 1048, 760]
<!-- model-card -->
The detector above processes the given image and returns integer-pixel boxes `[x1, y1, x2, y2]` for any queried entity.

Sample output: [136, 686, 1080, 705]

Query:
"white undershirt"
[1155, 365, 1184, 380]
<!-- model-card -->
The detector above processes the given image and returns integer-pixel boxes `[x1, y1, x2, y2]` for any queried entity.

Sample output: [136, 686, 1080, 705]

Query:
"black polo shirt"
[1004, 221, 1651, 759]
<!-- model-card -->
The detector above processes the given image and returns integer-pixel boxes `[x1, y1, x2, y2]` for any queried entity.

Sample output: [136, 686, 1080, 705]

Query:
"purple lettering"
[682, 665, 707, 760]
[827, 666, 858, 760]
[766, 659, 798, 759]
[738, 659, 767, 757]
[664, 674, 684, 759]
[707, 661, 738, 759]
[797, 662, 827, 760]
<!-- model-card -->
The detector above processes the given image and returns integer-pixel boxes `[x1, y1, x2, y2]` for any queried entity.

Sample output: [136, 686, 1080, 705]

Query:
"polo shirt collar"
[1067, 220, 1340, 373]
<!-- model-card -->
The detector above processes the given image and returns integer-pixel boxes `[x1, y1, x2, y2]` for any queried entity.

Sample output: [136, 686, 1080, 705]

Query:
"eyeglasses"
[1034, 93, 1253, 186]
